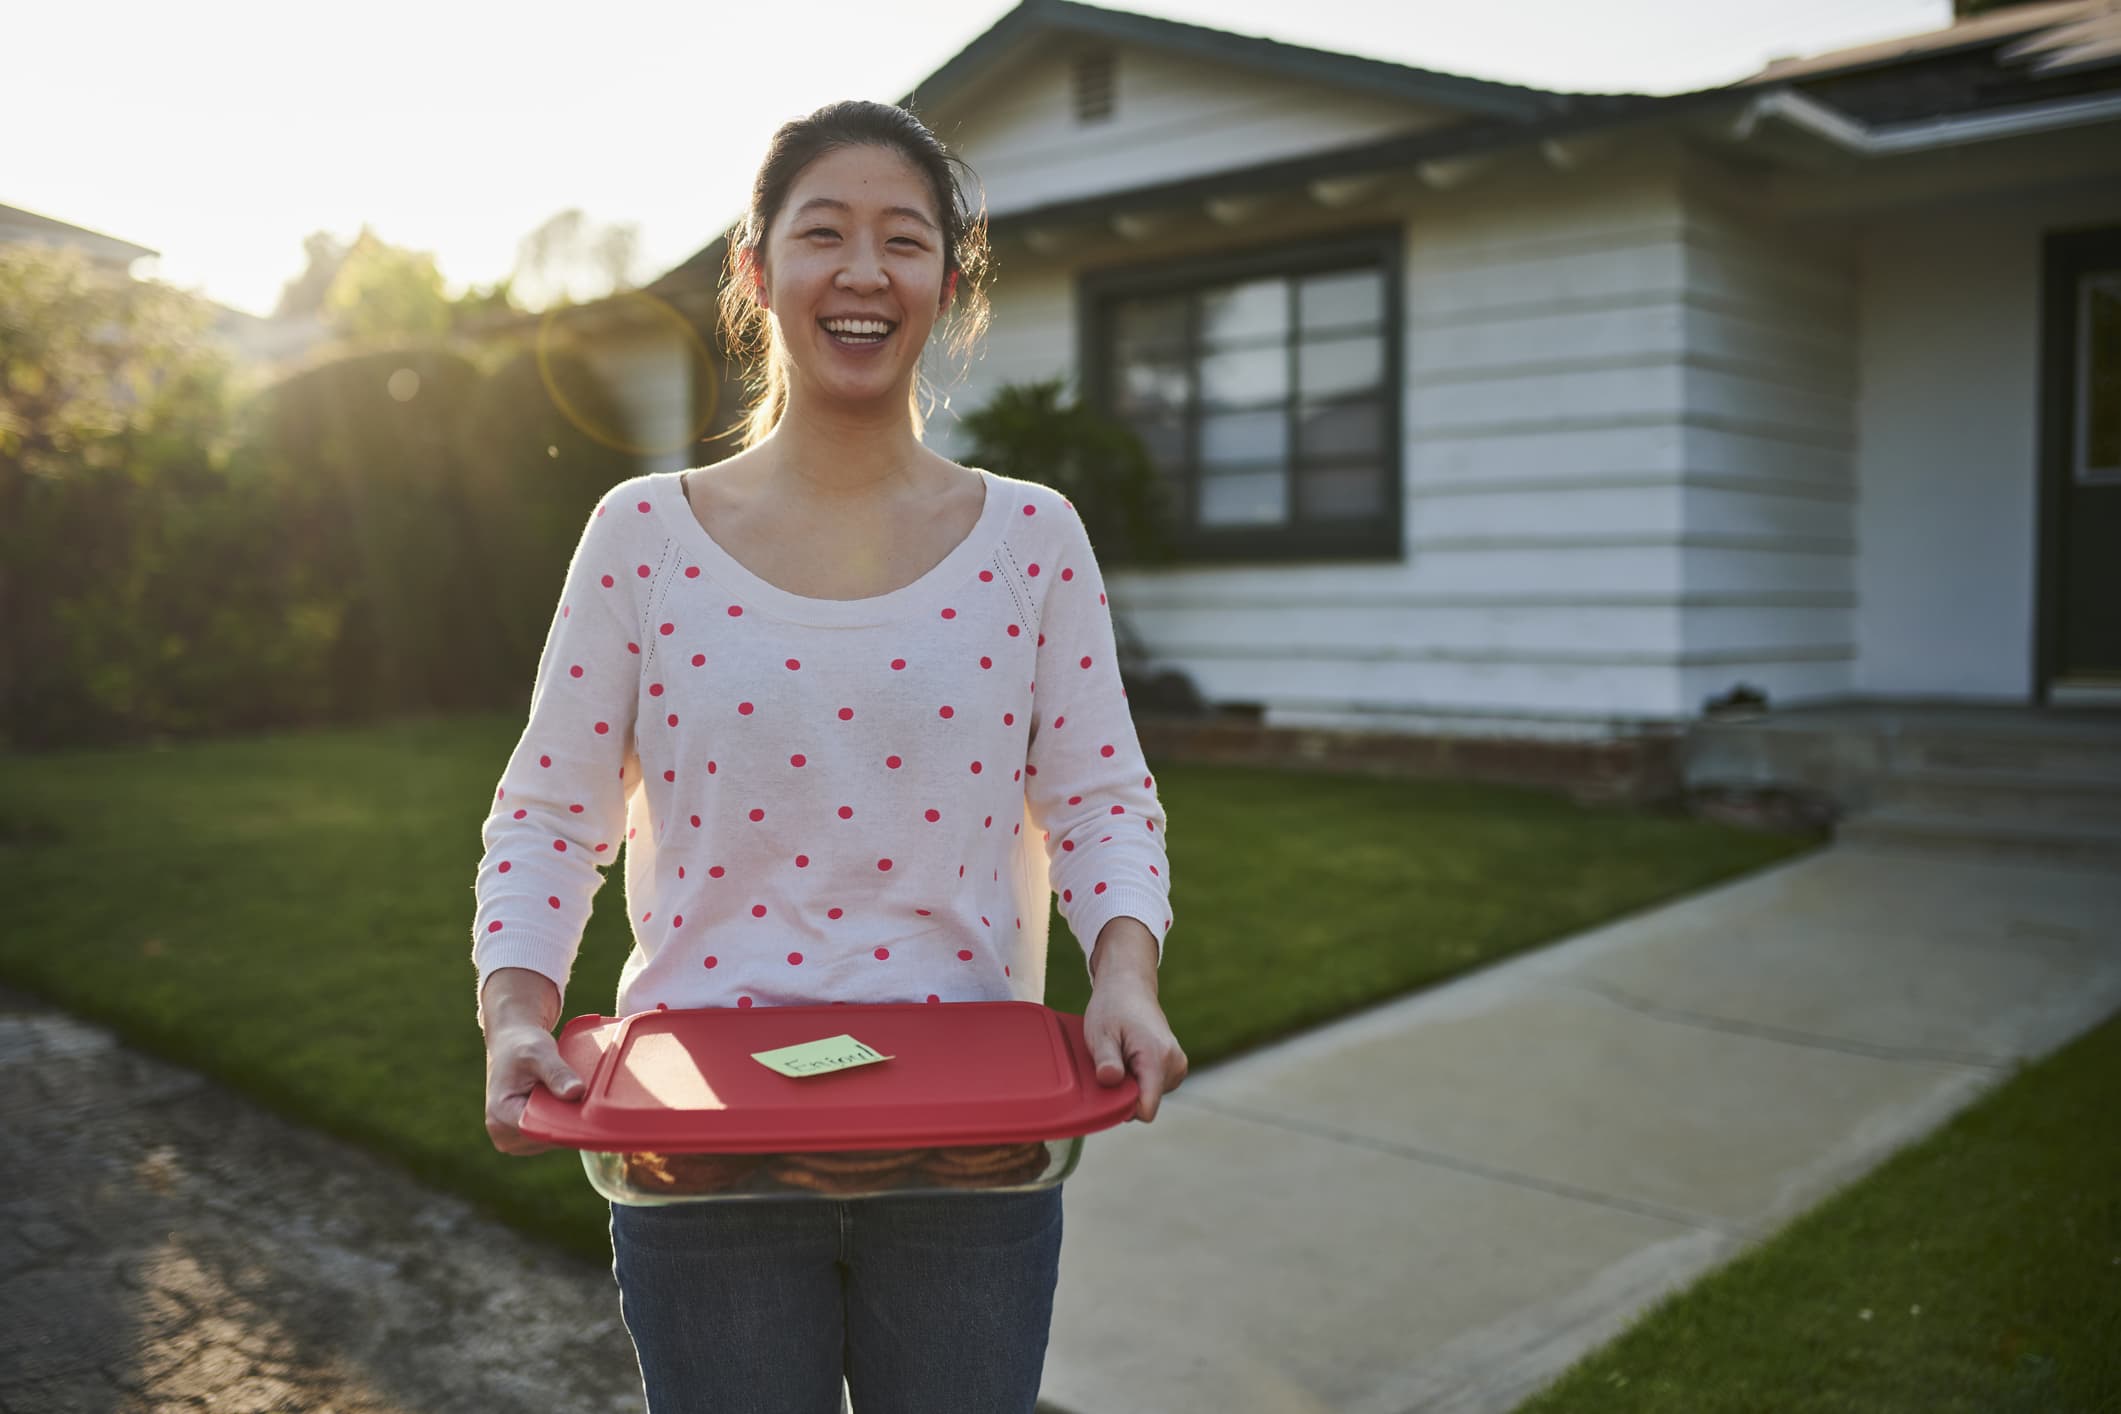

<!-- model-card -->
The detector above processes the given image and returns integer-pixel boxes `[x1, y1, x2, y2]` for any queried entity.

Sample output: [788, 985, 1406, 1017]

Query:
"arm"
[1089, 916, 1161, 993]
[1022, 500, 1175, 979]
[1020, 499, 1183, 1117]
[468, 492, 643, 1020]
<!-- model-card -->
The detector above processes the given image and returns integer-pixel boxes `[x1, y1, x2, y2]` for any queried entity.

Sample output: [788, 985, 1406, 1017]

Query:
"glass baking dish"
[582, 1135, 1085, 1205]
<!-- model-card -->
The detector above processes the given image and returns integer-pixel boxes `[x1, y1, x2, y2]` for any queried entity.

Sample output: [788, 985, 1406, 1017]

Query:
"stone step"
[1885, 728, 2121, 779]
[1683, 714, 2121, 808]
[1869, 767, 2121, 829]
[1835, 805, 2121, 870]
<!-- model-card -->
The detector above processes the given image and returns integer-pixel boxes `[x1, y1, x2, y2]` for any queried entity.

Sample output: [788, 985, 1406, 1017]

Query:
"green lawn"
[1515, 1008, 2121, 1414]
[0, 710, 1819, 1265]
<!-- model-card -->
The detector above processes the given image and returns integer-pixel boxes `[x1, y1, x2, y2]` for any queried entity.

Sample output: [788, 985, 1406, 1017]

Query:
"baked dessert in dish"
[610, 1142, 1059, 1198]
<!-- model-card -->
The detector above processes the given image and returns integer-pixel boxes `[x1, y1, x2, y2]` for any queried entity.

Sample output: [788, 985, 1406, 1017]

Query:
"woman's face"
[753, 142, 955, 412]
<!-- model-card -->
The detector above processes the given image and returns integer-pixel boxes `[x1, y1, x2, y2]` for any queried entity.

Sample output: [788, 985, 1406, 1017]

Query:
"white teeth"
[822, 319, 893, 335]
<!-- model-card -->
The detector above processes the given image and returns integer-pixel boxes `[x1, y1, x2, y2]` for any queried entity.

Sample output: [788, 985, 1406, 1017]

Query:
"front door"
[2039, 225, 2121, 702]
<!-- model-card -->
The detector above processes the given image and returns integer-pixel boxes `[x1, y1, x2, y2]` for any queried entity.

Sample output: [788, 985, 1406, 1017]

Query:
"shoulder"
[970, 465, 1079, 530]
[582, 472, 670, 535]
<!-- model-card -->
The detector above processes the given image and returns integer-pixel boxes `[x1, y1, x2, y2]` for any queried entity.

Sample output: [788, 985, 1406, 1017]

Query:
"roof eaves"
[982, 86, 1726, 231]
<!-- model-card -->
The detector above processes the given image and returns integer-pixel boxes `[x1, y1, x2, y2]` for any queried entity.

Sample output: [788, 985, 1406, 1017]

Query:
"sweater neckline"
[649, 467, 1015, 628]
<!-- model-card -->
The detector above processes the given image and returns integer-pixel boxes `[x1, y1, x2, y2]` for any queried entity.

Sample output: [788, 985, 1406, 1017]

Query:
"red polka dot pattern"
[472, 477, 1170, 1017]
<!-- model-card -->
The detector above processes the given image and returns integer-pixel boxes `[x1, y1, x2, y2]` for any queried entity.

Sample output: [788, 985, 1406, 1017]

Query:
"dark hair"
[713, 100, 993, 450]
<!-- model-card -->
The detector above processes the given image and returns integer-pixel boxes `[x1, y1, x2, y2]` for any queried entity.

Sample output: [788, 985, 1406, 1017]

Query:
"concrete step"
[1887, 729, 2121, 779]
[1870, 767, 2121, 830]
[1835, 804, 2121, 869]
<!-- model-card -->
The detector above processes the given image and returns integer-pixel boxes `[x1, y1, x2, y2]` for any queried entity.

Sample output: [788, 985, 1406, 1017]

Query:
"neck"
[758, 379, 932, 504]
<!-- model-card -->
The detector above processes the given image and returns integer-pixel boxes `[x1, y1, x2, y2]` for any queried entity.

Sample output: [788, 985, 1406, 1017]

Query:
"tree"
[273, 230, 352, 320]
[0, 242, 245, 746]
[322, 225, 454, 341]
[511, 207, 645, 311]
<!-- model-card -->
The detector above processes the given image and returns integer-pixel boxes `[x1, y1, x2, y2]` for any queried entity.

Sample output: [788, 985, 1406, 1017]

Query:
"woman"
[471, 99, 1186, 1414]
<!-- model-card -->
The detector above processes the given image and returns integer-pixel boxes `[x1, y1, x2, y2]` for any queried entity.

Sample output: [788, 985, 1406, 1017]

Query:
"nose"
[835, 240, 889, 292]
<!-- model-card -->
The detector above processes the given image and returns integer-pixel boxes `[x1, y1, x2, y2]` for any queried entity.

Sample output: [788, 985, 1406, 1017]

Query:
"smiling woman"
[468, 98, 1184, 1414]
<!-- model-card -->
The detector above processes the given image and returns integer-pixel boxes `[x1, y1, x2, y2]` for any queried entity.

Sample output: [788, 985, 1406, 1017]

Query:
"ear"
[939, 268, 958, 314]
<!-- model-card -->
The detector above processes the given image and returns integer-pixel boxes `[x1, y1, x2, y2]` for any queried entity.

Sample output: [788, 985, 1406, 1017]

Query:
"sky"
[4, 0, 1953, 321]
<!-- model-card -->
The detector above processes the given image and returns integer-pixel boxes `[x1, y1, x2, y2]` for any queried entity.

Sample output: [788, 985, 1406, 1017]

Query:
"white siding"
[581, 327, 698, 475]
[932, 142, 1732, 739]
[935, 42, 1446, 216]
[1670, 165, 1862, 717]
[1852, 182, 2121, 700]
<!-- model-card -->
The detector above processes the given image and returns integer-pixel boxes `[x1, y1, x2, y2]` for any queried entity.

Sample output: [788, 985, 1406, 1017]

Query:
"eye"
[797, 226, 924, 249]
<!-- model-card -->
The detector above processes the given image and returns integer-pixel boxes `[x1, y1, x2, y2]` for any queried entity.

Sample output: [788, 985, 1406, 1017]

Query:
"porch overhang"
[984, 80, 2121, 248]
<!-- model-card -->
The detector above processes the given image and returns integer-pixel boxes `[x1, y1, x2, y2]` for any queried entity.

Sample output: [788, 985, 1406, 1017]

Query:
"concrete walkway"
[1039, 836, 2121, 1414]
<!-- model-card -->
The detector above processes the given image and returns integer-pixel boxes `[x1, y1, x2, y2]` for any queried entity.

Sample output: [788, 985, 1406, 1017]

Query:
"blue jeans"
[608, 1185, 1065, 1413]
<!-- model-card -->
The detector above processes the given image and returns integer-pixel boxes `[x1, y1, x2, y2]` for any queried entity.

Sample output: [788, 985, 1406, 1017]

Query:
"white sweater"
[470, 467, 1173, 1020]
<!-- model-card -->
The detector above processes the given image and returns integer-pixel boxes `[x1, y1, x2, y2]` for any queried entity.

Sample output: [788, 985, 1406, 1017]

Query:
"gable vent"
[1073, 49, 1115, 123]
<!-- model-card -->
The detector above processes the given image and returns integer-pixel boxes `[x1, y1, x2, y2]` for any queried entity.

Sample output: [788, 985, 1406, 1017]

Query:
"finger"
[1091, 1026, 1126, 1086]
[540, 1056, 585, 1102]
[1131, 1049, 1166, 1123]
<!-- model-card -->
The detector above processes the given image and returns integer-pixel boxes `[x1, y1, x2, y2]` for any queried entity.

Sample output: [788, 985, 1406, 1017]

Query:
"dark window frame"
[1077, 223, 1405, 566]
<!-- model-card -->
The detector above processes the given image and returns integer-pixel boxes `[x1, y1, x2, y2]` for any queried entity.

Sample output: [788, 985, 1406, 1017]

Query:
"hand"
[483, 1020, 586, 1156]
[1084, 977, 1187, 1123]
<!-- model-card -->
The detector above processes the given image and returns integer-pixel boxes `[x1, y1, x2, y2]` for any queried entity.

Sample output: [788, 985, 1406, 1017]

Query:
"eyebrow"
[791, 196, 938, 233]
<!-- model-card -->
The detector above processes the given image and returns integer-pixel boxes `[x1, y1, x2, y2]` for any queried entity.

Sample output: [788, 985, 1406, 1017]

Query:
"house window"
[1074, 50, 1115, 123]
[2077, 270, 2121, 484]
[1085, 230, 1400, 551]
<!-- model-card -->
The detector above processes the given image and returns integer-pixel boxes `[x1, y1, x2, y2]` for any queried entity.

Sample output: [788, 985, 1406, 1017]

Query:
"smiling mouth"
[819, 320, 897, 346]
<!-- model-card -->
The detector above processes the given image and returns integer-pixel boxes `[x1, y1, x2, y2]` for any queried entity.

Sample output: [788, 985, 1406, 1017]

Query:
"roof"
[1729, 1, 2119, 86]
[897, 0, 1592, 124]
[0, 201, 157, 261]
[596, 0, 2121, 326]
[1712, 0, 2121, 128]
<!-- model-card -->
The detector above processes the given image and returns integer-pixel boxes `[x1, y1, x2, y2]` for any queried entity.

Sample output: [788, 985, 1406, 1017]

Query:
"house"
[543, 0, 2121, 814]
[0, 200, 337, 374]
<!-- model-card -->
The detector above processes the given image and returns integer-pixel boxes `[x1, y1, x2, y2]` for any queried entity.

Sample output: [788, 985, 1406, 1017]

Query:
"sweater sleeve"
[469, 493, 642, 1018]
[1024, 502, 1174, 976]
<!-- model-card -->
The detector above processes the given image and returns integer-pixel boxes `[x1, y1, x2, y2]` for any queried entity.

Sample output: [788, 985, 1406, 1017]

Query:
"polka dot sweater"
[470, 467, 1173, 1020]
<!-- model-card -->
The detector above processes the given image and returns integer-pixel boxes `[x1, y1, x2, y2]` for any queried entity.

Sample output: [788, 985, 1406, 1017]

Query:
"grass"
[1514, 1008, 2121, 1414]
[0, 709, 1820, 1266]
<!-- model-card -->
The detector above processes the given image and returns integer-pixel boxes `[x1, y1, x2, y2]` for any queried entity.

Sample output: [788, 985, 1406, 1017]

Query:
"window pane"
[1296, 399, 1383, 460]
[1115, 354, 1188, 414]
[1200, 407, 1285, 468]
[1300, 268, 1385, 333]
[1200, 465, 1288, 527]
[1298, 464, 1386, 518]
[1113, 294, 1187, 353]
[1123, 411, 1186, 467]
[1198, 277, 1287, 348]
[2081, 271, 2121, 480]
[1298, 336, 1383, 401]
[1200, 344, 1286, 408]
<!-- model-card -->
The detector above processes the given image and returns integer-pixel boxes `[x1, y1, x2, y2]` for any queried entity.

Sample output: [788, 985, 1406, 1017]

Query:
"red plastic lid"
[519, 1001, 1141, 1154]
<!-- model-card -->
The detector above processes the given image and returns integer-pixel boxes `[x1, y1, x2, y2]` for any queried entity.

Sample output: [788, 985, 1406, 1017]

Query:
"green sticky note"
[751, 1034, 895, 1079]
